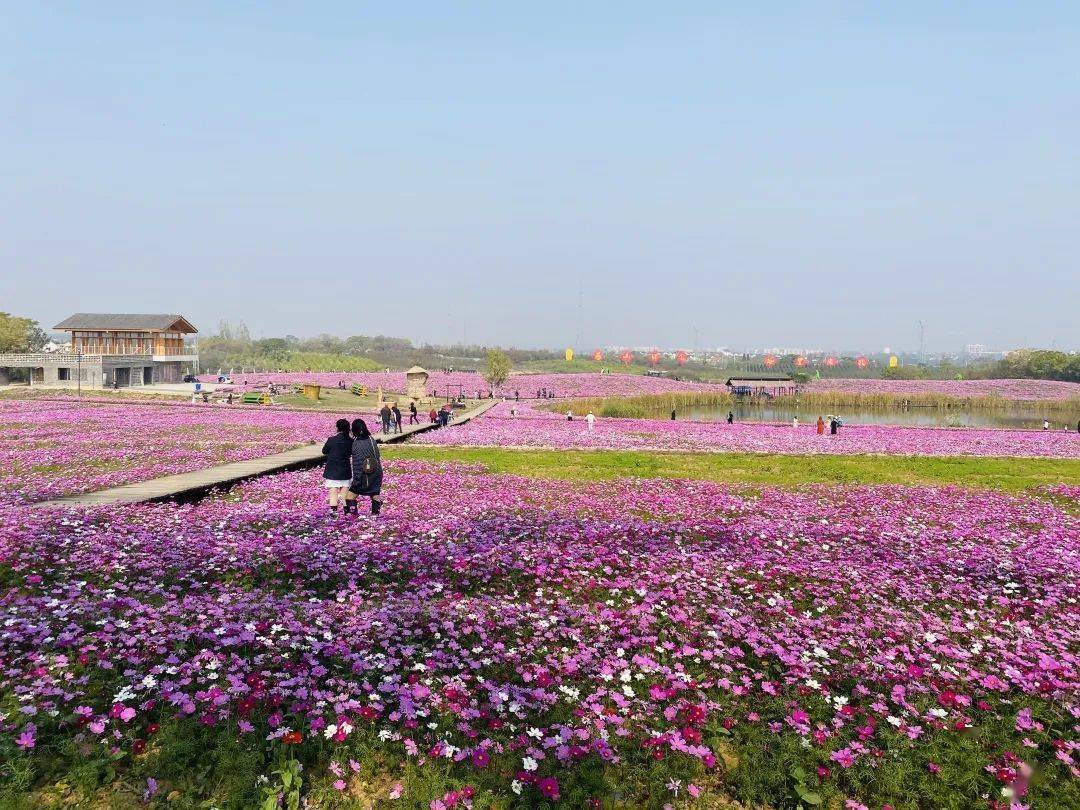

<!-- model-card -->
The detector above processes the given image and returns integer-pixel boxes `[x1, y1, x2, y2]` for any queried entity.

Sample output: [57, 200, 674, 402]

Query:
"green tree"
[0, 312, 47, 352]
[483, 349, 512, 388]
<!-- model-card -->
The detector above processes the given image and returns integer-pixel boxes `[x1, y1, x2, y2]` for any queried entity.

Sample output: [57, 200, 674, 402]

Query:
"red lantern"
[763, 355, 777, 368]
[856, 356, 869, 369]
[619, 350, 634, 366]
[675, 350, 688, 366]
[795, 356, 808, 368]
[592, 350, 603, 362]
[648, 350, 661, 366]
[825, 356, 838, 367]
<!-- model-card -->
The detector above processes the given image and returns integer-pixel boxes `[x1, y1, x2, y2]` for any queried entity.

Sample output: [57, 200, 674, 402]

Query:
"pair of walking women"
[322, 418, 383, 516]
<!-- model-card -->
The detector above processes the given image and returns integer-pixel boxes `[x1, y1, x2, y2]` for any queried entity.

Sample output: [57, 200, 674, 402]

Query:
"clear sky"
[2, 3, 1077, 352]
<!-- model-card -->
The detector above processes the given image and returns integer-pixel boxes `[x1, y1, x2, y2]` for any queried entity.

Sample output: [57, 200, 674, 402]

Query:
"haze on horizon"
[2, 3, 1078, 353]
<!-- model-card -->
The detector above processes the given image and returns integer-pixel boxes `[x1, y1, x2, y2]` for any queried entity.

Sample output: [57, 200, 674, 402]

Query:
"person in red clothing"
[429, 407, 438, 424]
[816, 416, 825, 435]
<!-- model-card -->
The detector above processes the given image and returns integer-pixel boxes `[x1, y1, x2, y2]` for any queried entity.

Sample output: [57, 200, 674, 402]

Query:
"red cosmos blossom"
[537, 776, 560, 801]
[359, 705, 379, 721]
[681, 726, 702, 743]
[132, 739, 146, 755]
[282, 731, 302, 745]
[147, 723, 160, 735]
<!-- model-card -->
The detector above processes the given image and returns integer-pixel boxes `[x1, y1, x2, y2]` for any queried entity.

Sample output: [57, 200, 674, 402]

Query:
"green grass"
[385, 445, 1080, 491]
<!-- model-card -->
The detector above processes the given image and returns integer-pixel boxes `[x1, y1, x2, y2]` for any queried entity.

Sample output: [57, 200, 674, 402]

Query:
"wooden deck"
[33, 400, 499, 509]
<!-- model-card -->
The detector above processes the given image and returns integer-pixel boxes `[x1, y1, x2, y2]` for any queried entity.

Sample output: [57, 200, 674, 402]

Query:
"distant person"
[566, 409, 574, 421]
[344, 418, 383, 517]
[1077, 420, 1080, 433]
[440, 404, 452, 426]
[515, 390, 520, 401]
[586, 411, 596, 431]
[429, 407, 438, 424]
[510, 406, 517, 418]
[408, 401, 419, 424]
[391, 404, 403, 433]
[816, 416, 825, 435]
[792, 416, 799, 429]
[1043, 419, 1050, 431]
[321, 418, 352, 515]
[830, 418, 839, 435]
[726, 411, 734, 424]
[380, 404, 392, 434]
[670, 409, 676, 421]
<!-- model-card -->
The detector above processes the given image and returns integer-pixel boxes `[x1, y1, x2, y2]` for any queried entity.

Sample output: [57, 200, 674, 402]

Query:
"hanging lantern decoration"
[763, 354, 778, 368]
[675, 350, 688, 366]
[619, 350, 634, 366]
[648, 350, 661, 366]
[794, 356, 808, 368]
[565, 348, 574, 362]
[888, 355, 899, 368]
[824, 356, 838, 367]
[856, 356, 869, 369]
[592, 349, 604, 362]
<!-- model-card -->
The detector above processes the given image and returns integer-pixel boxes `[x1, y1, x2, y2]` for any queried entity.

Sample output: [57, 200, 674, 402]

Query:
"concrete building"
[0, 313, 198, 388]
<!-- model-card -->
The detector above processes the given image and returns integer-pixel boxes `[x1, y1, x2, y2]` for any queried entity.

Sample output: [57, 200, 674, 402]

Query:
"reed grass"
[549, 391, 1080, 418]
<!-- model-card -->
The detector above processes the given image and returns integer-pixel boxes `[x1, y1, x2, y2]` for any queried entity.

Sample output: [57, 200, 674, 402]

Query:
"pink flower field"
[0, 399, 330, 503]
[199, 370, 724, 399]
[807, 377, 1080, 401]
[1, 461, 1077, 807]
[412, 403, 1080, 459]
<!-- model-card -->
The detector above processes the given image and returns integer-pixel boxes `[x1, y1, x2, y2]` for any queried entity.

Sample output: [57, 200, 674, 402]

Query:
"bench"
[242, 393, 271, 405]
[350, 384, 367, 397]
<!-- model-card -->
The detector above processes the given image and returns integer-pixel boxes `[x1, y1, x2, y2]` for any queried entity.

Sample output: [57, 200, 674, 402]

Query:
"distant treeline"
[197, 323, 1078, 382]
[198, 322, 567, 373]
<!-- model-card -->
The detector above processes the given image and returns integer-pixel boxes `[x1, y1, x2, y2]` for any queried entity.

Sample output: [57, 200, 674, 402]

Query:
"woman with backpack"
[344, 418, 384, 516]
[321, 418, 353, 515]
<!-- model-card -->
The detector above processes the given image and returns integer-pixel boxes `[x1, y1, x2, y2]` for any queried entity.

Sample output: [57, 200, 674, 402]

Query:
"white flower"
[511, 780, 523, 795]
[886, 716, 902, 727]
[323, 724, 338, 739]
[527, 727, 542, 739]
[522, 756, 538, 772]
[929, 708, 948, 718]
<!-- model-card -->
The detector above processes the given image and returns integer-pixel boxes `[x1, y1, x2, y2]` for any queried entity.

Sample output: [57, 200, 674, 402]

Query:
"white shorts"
[323, 479, 351, 488]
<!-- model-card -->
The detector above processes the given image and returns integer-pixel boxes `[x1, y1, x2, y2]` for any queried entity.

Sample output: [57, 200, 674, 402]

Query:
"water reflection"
[684, 405, 1072, 429]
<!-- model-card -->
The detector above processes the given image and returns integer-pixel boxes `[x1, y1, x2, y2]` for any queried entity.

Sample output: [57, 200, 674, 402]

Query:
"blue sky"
[2, 3, 1077, 351]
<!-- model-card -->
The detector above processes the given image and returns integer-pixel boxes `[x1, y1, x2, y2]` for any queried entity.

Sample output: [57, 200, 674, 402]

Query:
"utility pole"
[575, 277, 584, 348]
[917, 320, 925, 357]
[77, 350, 82, 398]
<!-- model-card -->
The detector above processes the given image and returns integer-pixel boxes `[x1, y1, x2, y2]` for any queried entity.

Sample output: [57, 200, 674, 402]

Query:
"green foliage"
[482, 349, 513, 388]
[989, 348, 1080, 382]
[0, 312, 47, 353]
[387, 445, 1080, 491]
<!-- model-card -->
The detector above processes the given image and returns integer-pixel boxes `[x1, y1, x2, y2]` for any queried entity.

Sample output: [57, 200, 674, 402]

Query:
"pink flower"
[15, 725, 36, 749]
[333, 779, 347, 791]
[538, 776, 560, 800]
[830, 747, 856, 768]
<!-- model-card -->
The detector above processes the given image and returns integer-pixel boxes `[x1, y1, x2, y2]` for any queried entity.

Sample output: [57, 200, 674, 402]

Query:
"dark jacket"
[349, 435, 383, 495]
[321, 433, 352, 480]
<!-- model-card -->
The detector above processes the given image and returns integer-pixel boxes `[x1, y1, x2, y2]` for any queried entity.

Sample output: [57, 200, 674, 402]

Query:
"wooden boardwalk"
[34, 400, 499, 509]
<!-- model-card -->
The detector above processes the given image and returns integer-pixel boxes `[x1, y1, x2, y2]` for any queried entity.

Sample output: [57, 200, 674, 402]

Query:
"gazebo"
[405, 366, 429, 401]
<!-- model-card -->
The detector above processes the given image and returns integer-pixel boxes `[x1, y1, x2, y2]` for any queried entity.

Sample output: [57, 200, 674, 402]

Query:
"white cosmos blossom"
[522, 757, 538, 772]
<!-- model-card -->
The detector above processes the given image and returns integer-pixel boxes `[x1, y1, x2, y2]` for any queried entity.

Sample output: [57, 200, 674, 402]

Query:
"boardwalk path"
[34, 400, 499, 509]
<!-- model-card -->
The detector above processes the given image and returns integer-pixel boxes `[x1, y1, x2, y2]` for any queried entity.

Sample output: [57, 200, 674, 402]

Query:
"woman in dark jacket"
[321, 418, 353, 514]
[344, 418, 384, 516]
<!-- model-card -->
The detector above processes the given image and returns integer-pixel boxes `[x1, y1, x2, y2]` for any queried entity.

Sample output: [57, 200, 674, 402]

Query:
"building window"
[58, 367, 71, 381]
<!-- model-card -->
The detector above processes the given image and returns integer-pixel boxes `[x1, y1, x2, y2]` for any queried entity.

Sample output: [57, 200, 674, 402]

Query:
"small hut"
[405, 366, 429, 401]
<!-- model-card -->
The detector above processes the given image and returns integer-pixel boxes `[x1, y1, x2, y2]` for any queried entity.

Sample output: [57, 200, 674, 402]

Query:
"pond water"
[681, 404, 1077, 430]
